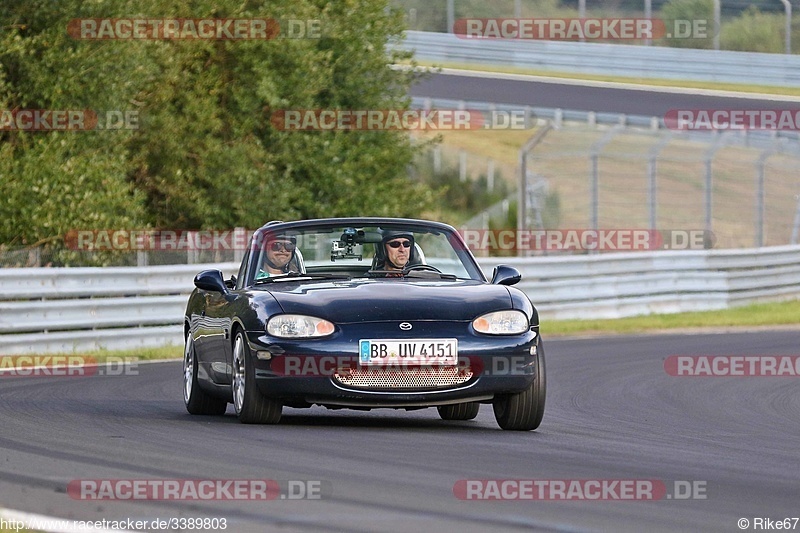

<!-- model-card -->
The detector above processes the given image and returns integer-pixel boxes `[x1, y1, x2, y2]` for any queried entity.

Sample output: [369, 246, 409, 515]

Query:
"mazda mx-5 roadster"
[183, 217, 545, 430]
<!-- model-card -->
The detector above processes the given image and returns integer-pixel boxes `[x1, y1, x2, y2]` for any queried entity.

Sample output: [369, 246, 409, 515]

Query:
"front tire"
[184, 335, 227, 416]
[232, 331, 282, 424]
[437, 402, 480, 421]
[493, 342, 546, 431]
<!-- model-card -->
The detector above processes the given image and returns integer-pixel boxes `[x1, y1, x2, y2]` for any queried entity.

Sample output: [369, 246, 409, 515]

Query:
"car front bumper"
[245, 322, 540, 408]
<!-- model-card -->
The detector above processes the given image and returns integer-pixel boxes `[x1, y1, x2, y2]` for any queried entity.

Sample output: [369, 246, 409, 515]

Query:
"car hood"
[257, 279, 513, 323]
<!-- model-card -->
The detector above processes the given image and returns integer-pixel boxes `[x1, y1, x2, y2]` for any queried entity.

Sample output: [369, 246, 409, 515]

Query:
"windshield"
[247, 224, 483, 285]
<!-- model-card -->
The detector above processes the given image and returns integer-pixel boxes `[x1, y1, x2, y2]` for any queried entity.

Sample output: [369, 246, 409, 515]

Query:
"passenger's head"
[263, 235, 297, 274]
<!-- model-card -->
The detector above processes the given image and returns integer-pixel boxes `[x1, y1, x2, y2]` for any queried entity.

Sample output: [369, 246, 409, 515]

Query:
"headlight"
[472, 310, 529, 335]
[267, 314, 335, 338]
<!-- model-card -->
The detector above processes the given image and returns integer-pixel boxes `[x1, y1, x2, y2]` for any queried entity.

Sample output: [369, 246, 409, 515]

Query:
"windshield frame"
[241, 218, 486, 288]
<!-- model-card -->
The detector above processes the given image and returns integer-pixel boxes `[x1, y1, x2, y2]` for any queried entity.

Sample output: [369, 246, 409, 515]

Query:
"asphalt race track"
[409, 70, 800, 116]
[1, 330, 798, 532]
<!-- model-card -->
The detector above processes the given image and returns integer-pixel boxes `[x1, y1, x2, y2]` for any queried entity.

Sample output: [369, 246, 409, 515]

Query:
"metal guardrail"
[399, 30, 800, 87]
[411, 97, 800, 149]
[485, 245, 800, 319]
[2, 247, 799, 355]
[0, 263, 239, 355]
[411, 96, 661, 129]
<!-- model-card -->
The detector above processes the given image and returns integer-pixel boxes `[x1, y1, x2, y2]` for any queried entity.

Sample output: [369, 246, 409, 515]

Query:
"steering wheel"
[404, 264, 442, 274]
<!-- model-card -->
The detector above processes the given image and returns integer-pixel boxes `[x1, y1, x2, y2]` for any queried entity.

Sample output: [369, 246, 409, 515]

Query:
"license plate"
[358, 339, 458, 366]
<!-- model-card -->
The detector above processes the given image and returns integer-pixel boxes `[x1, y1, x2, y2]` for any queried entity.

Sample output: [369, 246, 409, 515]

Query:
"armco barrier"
[0, 263, 238, 356]
[482, 245, 800, 319]
[1, 247, 799, 355]
[398, 30, 800, 87]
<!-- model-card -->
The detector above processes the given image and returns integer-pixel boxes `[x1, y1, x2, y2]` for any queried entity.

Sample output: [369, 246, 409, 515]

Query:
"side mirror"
[194, 269, 228, 293]
[224, 275, 237, 289]
[490, 265, 521, 286]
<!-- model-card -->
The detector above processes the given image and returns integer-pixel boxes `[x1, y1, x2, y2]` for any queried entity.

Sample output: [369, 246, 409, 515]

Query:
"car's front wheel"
[184, 335, 227, 416]
[232, 331, 282, 424]
[437, 402, 480, 421]
[493, 342, 546, 431]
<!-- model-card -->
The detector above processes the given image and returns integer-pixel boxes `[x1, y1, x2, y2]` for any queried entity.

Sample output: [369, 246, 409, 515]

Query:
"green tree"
[0, 0, 147, 258]
[720, 6, 784, 53]
[658, 0, 714, 49]
[1, 0, 433, 263]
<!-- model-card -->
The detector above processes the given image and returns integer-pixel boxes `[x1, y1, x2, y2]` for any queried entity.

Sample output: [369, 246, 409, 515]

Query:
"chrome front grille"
[333, 366, 473, 389]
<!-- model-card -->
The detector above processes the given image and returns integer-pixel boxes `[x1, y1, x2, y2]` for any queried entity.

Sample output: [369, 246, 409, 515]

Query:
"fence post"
[755, 149, 777, 247]
[187, 231, 198, 264]
[780, 0, 792, 54]
[518, 124, 554, 256]
[704, 132, 729, 238]
[233, 227, 247, 264]
[447, 0, 454, 33]
[648, 132, 674, 230]
[589, 125, 624, 233]
[29, 248, 41, 268]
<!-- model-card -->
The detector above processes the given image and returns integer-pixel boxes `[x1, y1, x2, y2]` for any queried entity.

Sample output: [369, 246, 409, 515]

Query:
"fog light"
[530, 345, 537, 356]
[256, 350, 272, 360]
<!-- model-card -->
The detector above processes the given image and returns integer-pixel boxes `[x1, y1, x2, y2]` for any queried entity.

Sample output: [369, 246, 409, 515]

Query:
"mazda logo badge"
[399, 322, 412, 331]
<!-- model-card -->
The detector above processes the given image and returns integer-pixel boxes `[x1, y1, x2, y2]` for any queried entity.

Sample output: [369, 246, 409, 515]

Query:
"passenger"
[256, 236, 297, 279]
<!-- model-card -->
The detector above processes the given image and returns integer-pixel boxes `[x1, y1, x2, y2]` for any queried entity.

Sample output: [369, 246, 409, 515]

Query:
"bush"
[658, 0, 715, 49]
[720, 7, 785, 53]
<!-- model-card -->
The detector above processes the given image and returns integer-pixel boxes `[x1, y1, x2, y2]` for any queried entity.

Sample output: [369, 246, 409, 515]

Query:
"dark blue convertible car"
[183, 218, 545, 430]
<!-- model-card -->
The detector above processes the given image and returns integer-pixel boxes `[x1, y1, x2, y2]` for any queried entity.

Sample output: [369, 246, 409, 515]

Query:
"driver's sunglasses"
[269, 241, 296, 252]
[387, 240, 411, 249]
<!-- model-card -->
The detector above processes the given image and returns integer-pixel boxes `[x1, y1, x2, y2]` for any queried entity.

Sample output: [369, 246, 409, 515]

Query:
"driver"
[256, 235, 297, 279]
[376, 230, 415, 272]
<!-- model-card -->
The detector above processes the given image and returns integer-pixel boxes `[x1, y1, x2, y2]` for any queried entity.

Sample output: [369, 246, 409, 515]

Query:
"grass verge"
[542, 299, 800, 337]
[1, 345, 183, 365]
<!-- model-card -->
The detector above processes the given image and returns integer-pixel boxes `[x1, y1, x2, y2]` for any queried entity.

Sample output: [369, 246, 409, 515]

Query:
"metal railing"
[2, 247, 799, 355]
[398, 30, 800, 86]
[0, 263, 238, 355]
